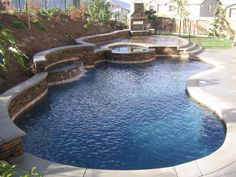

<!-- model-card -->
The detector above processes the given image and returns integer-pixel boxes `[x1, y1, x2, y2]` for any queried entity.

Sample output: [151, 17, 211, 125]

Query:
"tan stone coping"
[74, 29, 131, 45]
[101, 36, 190, 52]
[33, 44, 95, 68]
[103, 43, 154, 53]
[0, 72, 47, 145]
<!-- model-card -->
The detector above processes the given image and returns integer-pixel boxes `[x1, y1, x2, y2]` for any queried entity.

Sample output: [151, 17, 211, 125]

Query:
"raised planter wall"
[81, 30, 131, 44]
[45, 46, 95, 67]
[9, 79, 48, 120]
[0, 138, 23, 160]
[47, 62, 84, 85]
[0, 73, 48, 160]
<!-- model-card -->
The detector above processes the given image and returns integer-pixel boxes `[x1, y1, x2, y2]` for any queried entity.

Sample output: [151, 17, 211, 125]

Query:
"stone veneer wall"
[42, 31, 131, 69]
[8, 79, 47, 120]
[45, 46, 95, 67]
[0, 138, 23, 160]
[107, 49, 156, 63]
[150, 47, 179, 55]
[47, 63, 84, 85]
[82, 30, 130, 44]
[0, 73, 48, 161]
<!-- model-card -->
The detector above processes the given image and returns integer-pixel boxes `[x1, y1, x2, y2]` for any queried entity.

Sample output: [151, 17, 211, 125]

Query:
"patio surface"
[121, 35, 188, 46]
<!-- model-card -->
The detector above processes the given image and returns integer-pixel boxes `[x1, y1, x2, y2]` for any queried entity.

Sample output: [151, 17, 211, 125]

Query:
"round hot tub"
[106, 44, 156, 64]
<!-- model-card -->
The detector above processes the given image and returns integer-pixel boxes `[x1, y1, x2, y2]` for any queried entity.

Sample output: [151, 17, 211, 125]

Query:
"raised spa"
[111, 45, 149, 53]
[16, 57, 225, 170]
[107, 45, 156, 63]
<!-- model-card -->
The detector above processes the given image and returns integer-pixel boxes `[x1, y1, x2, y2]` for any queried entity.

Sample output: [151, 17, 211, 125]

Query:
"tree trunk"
[179, 19, 181, 36]
[26, 0, 31, 29]
[64, 0, 66, 11]
[73, 0, 80, 8]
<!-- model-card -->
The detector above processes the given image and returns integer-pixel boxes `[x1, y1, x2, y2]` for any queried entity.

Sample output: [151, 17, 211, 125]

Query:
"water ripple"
[16, 57, 225, 170]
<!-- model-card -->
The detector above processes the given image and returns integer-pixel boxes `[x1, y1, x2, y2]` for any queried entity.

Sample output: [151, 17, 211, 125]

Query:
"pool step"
[178, 43, 196, 54]
[187, 45, 203, 56]
[178, 43, 203, 56]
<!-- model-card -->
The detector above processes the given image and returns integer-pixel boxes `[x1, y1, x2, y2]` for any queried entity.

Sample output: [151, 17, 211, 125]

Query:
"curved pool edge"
[9, 49, 236, 177]
[186, 51, 236, 177]
[0, 31, 232, 176]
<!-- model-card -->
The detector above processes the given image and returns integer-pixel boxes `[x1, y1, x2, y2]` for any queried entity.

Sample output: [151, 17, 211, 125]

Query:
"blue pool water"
[16, 58, 225, 170]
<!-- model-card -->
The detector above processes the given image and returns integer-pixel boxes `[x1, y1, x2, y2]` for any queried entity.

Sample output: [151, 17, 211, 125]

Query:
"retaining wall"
[0, 73, 47, 160]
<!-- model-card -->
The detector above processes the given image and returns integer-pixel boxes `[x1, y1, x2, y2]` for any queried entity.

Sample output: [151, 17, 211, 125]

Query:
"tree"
[209, 0, 234, 38]
[172, 0, 189, 35]
[0, 26, 28, 71]
[87, 0, 112, 25]
[145, 9, 157, 29]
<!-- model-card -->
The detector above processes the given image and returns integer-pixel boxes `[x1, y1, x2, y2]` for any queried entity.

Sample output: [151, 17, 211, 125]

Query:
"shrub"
[87, 0, 112, 25]
[145, 9, 157, 28]
[67, 3, 88, 21]
[109, 20, 127, 30]
[64, 33, 75, 44]
[31, 19, 40, 25]
[38, 9, 54, 19]
[0, 26, 28, 71]
[209, 0, 234, 38]
[28, 0, 41, 21]
[0, 160, 42, 177]
[31, 19, 47, 31]
[12, 20, 26, 29]
[83, 23, 90, 29]
[38, 22, 47, 31]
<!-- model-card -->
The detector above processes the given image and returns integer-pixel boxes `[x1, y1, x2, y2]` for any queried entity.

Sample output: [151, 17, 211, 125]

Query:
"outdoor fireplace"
[130, 3, 148, 31]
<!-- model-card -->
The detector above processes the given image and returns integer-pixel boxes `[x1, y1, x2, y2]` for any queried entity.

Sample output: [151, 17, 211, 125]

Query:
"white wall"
[186, 5, 201, 18]
[226, 5, 236, 20]
[158, 4, 178, 17]
[226, 5, 236, 31]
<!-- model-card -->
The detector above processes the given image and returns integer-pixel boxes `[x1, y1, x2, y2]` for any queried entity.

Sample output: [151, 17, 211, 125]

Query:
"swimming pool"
[15, 57, 225, 170]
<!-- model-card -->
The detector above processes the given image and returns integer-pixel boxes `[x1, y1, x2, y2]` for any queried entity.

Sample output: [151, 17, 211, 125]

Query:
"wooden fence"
[155, 17, 211, 35]
[0, 0, 82, 12]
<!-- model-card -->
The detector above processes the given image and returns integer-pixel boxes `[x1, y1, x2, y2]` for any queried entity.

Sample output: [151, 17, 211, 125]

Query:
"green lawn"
[156, 32, 234, 49]
[182, 36, 234, 49]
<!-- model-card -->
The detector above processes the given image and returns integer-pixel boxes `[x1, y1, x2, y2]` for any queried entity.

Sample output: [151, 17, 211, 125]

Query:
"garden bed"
[0, 13, 114, 94]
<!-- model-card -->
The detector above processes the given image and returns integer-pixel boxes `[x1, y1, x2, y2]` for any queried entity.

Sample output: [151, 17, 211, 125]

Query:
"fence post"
[64, 0, 66, 11]
[26, 0, 31, 29]
[73, 0, 80, 8]
[179, 19, 181, 37]
[18, 0, 21, 12]
[189, 19, 191, 43]
[44, 0, 47, 10]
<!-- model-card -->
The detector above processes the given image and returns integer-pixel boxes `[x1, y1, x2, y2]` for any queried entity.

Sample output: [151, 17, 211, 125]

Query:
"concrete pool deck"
[9, 47, 236, 177]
